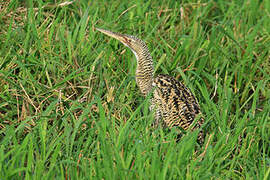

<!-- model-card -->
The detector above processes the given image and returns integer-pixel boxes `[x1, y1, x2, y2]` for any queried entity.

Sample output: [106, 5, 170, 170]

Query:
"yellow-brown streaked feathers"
[152, 74, 204, 144]
[96, 28, 205, 145]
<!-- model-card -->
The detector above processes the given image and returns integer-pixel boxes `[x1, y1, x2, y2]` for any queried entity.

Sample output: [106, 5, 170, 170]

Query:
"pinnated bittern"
[96, 28, 204, 144]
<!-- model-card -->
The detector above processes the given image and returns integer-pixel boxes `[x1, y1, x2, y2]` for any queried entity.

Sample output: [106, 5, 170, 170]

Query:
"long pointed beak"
[95, 27, 128, 45]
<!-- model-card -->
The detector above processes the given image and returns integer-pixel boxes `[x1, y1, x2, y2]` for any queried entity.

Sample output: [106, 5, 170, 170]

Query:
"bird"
[96, 27, 205, 144]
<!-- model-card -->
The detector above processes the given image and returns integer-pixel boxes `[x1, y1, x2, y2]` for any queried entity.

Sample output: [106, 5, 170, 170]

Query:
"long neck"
[132, 48, 154, 96]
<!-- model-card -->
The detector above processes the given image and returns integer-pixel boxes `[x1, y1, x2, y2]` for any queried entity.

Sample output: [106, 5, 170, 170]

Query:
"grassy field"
[0, 0, 270, 179]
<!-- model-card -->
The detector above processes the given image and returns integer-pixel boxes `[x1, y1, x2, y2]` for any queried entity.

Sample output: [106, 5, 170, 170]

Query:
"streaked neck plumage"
[130, 45, 154, 96]
[95, 28, 154, 96]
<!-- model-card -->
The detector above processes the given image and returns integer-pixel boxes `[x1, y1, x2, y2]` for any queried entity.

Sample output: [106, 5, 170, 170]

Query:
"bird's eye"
[124, 37, 132, 44]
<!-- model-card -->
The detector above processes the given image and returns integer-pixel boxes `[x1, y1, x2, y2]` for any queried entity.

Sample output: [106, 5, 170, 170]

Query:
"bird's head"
[96, 28, 146, 55]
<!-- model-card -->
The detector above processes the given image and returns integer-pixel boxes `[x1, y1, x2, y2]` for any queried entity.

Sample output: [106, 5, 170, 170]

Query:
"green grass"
[0, 0, 269, 179]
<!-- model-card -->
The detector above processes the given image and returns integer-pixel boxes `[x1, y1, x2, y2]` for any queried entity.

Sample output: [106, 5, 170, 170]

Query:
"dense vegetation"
[0, 0, 269, 179]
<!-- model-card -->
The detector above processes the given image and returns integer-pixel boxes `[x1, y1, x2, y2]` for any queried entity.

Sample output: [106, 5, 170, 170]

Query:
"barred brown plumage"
[96, 28, 205, 145]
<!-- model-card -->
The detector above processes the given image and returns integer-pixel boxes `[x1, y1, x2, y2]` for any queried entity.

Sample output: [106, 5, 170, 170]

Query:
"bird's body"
[96, 28, 204, 144]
